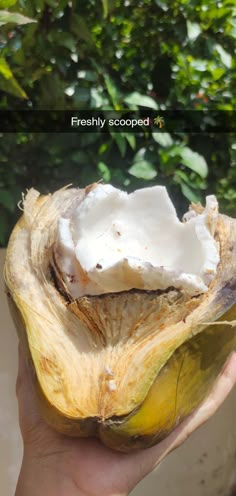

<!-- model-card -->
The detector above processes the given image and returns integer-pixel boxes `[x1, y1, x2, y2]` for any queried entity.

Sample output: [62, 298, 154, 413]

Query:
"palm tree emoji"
[154, 115, 165, 128]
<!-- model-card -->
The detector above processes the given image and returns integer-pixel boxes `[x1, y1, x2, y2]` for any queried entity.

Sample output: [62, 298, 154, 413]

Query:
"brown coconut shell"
[4, 187, 236, 451]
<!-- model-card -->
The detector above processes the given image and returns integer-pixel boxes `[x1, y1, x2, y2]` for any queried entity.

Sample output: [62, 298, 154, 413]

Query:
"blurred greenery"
[0, 0, 235, 245]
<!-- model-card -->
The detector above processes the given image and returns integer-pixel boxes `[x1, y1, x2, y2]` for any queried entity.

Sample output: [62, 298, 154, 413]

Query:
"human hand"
[15, 345, 236, 496]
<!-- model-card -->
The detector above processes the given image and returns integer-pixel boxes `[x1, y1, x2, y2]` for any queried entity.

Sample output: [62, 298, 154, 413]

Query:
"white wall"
[0, 249, 235, 496]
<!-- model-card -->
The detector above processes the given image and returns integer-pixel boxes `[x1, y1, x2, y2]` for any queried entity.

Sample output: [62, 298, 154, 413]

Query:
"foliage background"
[0, 0, 235, 245]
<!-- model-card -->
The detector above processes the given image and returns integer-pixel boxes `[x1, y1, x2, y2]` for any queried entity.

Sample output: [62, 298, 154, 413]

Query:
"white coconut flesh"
[55, 184, 220, 299]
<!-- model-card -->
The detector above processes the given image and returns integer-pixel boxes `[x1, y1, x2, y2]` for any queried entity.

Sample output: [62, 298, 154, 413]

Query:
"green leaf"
[124, 92, 158, 110]
[152, 132, 173, 147]
[0, 57, 12, 79]
[0, 0, 17, 6]
[80, 133, 100, 147]
[99, 142, 109, 155]
[133, 147, 146, 162]
[78, 70, 98, 82]
[190, 59, 207, 71]
[0, 189, 15, 211]
[48, 31, 76, 51]
[180, 183, 201, 203]
[167, 145, 185, 158]
[215, 44, 232, 68]
[0, 10, 37, 26]
[101, 0, 108, 18]
[73, 87, 90, 104]
[97, 161, 111, 181]
[179, 147, 208, 178]
[104, 74, 120, 108]
[123, 132, 136, 150]
[91, 88, 107, 108]
[212, 68, 225, 80]
[128, 160, 157, 180]
[71, 150, 88, 163]
[0, 210, 8, 246]
[70, 14, 92, 43]
[0, 57, 27, 99]
[154, 0, 168, 11]
[174, 169, 191, 184]
[101, 0, 115, 18]
[111, 132, 127, 157]
[187, 21, 201, 40]
[230, 24, 236, 39]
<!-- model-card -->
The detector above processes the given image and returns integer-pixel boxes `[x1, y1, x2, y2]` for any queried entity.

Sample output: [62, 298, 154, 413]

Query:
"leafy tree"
[0, 0, 235, 245]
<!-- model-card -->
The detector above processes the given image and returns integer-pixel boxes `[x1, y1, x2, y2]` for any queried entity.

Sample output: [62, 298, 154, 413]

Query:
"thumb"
[16, 344, 44, 442]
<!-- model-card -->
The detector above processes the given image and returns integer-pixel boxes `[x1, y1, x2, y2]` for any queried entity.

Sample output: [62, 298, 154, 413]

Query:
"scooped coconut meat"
[54, 184, 220, 298]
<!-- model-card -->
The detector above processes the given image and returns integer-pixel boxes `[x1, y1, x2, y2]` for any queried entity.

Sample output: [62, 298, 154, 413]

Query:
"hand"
[15, 345, 236, 496]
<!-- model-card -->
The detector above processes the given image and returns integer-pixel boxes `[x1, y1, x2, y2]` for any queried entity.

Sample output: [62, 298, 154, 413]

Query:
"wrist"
[15, 452, 82, 496]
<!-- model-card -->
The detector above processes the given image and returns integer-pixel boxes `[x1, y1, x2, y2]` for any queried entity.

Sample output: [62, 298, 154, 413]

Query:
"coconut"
[4, 183, 236, 452]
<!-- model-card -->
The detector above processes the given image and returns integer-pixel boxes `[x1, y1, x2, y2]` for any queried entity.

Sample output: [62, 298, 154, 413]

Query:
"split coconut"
[4, 184, 236, 451]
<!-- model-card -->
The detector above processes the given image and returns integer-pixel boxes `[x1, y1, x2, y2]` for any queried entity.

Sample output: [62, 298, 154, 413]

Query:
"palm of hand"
[17, 346, 236, 496]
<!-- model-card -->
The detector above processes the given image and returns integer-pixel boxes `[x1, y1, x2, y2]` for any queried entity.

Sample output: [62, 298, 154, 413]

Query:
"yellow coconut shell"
[4, 187, 236, 452]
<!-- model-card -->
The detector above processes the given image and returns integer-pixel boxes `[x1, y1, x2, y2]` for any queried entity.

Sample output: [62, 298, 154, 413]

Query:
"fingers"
[169, 351, 236, 452]
[137, 352, 236, 474]
[16, 344, 67, 459]
[16, 344, 30, 397]
[16, 344, 37, 409]
[16, 344, 43, 441]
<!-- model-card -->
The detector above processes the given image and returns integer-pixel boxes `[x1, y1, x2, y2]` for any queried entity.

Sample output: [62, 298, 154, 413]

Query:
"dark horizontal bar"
[0, 110, 235, 133]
